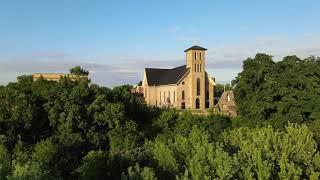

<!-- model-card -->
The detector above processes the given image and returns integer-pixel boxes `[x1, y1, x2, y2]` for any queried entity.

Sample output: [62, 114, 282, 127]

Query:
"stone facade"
[217, 90, 237, 117]
[142, 46, 216, 110]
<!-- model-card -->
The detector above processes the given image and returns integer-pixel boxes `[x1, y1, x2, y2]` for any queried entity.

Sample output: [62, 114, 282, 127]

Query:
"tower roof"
[184, 45, 207, 52]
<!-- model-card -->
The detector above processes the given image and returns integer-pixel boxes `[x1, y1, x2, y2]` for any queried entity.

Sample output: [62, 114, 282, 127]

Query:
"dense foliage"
[69, 66, 90, 76]
[0, 54, 319, 179]
[233, 54, 320, 128]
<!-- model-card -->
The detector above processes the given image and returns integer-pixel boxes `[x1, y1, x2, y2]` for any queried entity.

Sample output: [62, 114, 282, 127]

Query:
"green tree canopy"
[70, 66, 90, 76]
[76, 150, 109, 180]
[0, 55, 319, 179]
[233, 54, 320, 127]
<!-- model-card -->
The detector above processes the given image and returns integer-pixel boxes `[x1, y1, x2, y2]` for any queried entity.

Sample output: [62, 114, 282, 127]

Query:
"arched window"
[197, 78, 200, 95]
[200, 52, 202, 60]
[182, 91, 185, 100]
[166, 97, 170, 104]
[194, 52, 197, 60]
[173, 91, 175, 103]
[200, 65, 201, 72]
[205, 90, 209, 108]
[196, 98, 200, 109]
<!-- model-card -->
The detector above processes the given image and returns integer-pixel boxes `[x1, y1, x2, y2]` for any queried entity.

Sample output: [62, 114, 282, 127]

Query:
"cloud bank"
[1, 34, 320, 87]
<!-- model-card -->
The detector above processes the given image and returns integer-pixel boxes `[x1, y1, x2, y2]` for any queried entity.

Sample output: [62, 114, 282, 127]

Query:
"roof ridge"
[145, 68, 170, 70]
[145, 64, 186, 71]
[184, 45, 207, 52]
[171, 65, 186, 69]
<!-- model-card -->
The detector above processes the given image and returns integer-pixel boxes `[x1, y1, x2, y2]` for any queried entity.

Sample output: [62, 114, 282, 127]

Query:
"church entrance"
[196, 98, 200, 109]
[181, 102, 185, 109]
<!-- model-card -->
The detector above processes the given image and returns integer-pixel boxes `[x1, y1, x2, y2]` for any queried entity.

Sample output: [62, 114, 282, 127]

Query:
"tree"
[152, 109, 178, 136]
[152, 125, 238, 179]
[10, 139, 57, 179]
[76, 150, 109, 180]
[214, 83, 232, 98]
[0, 58, 319, 179]
[233, 53, 320, 127]
[123, 163, 157, 180]
[108, 120, 142, 154]
[223, 124, 320, 179]
[308, 118, 320, 148]
[0, 143, 11, 179]
[69, 66, 89, 76]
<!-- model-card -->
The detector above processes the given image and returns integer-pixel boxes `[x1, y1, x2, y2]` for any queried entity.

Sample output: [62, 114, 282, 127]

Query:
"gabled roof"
[184, 45, 207, 52]
[145, 65, 189, 86]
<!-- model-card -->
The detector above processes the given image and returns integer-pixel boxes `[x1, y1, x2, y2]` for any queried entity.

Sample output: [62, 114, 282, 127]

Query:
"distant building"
[32, 73, 86, 81]
[142, 45, 216, 110]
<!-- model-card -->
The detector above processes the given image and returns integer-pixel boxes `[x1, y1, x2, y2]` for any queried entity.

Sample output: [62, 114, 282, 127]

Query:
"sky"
[1, 0, 320, 87]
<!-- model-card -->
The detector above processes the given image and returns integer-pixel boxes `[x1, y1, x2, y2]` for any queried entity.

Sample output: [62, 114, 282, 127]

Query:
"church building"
[142, 45, 216, 110]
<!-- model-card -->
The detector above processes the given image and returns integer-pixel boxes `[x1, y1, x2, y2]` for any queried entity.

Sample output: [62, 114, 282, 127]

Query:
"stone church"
[142, 45, 216, 110]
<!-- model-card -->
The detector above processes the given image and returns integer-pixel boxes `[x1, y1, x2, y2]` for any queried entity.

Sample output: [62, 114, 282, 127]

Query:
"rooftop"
[184, 45, 207, 52]
[145, 65, 189, 86]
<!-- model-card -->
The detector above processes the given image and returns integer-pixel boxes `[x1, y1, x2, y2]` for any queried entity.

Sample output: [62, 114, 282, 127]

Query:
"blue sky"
[1, 0, 320, 86]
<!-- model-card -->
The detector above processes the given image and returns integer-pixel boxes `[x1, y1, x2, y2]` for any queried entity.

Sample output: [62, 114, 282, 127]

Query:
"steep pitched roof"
[145, 65, 189, 86]
[184, 45, 207, 52]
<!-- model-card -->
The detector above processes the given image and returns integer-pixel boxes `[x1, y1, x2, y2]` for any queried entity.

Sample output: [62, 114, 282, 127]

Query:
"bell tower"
[185, 45, 207, 110]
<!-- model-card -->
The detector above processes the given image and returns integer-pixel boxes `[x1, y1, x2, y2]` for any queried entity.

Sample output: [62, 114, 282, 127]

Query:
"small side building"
[217, 90, 237, 117]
